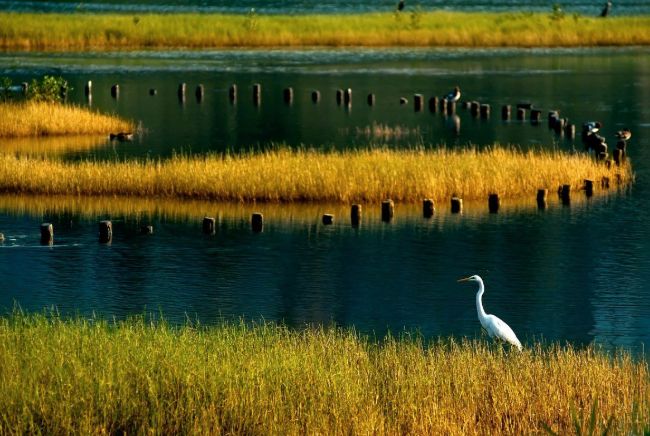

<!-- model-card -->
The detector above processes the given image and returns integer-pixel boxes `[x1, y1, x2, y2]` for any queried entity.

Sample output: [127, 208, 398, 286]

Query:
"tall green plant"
[27, 75, 69, 103]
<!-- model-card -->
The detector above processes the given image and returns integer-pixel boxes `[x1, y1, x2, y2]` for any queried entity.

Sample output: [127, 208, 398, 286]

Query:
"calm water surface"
[1, 48, 649, 353]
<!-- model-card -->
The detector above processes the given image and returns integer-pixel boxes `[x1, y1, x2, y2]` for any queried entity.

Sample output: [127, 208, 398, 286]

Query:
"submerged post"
[414, 94, 424, 112]
[202, 217, 215, 235]
[537, 189, 548, 210]
[530, 109, 542, 124]
[565, 123, 576, 139]
[322, 214, 334, 225]
[351, 204, 362, 227]
[252, 212, 264, 233]
[501, 105, 511, 120]
[141, 225, 154, 235]
[451, 197, 463, 214]
[336, 89, 343, 105]
[312, 90, 321, 103]
[195, 84, 205, 102]
[429, 96, 439, 113]
[367, 93, 375, 106]
[283, 87, 294, 105]
[229, 84, 237, 103]
[344, 88, 352, 106]
[488, 193, 500, 213]
[517, 108, 526, 121]
[584, 179, 594, 197]
[99, 220, 112, 243]
[480, 104, 490, 119]
[84, 80, 92, 98]
[253, 83, 262, 106]
[470, 101, 480, 117]
[40, 223, 53, 245]
[423, 198, 435, 218]
[110, 84, 119, 99]
[178, 82, 186, 102]
[381, 200, 394, 222]
[560, 184, 571, 205]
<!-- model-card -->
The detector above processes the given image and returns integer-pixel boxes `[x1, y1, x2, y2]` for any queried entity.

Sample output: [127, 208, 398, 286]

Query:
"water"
[1, 0, 649, 15]
[0, 48, 649, 353]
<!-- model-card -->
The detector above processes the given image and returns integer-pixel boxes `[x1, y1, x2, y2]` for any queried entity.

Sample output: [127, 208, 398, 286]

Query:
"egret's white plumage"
[445, 86, 461, 103]
[458, 275, 522, 351]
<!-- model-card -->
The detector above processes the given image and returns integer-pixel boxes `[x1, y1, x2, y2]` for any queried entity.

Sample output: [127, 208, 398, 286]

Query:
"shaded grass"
[0, 146, 632, 202]
[0, 101, 134, 137]
[0, 313, 647, 434]
[1, 11, 650, 50]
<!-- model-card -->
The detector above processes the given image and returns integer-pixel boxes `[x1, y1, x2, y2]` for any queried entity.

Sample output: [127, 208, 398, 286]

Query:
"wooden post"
[447, 101, 456, 115]
[565, 123, 576, 139]
[516, 108, 526, 120]
[414, 94, 423, 112]
[351, 204, 362, 227]
[149, 88, 157, 96]
[178, 83, 186, 102]
[336, 89, 343, 105]
[381, 200, 394, 222]
[584, 179, 594, 197]
[560, 184, 571, 205]
[195, 84, 204, 102]
[553, 118, 566, 135]
[548, 111, 559, 129]
[252, 213, 264, 233]
[488, 193, 500, 213]
[451, 197, 463, 214]
[613, 149, 622, 166]
[141, 225, 154, 235]
[229, 84, 237, 103]
[530, 109, 542, 124]
[110, 84, 119, 99]
[367, 93, 375, 106]
[84, 81, 92, 98]
[440, 98, 448, 113]
[253, 83, 262, 106]
[480, 104, 490, 119]
[312, 90, 320, 103]
[501, 105, 511, 120]
[537, 189, 548, 210]
[99, 220, 112, 243]
[429, 96, 439, 112]
[202, 217, 215, 234]
[40, 223, 53, 245]
[283, 87, 294, 105]
[322, 214, 334, 225]
[423, 198, 435, 218]
[470, 101, 480, 117]
[344, 88, 352, 106]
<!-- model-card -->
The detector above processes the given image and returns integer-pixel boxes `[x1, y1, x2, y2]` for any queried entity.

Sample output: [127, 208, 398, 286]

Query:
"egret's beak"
[457, 277, 471, 283]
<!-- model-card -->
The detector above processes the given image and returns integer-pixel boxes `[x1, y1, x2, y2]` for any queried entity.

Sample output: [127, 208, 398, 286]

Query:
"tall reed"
[0, 147, 632, 202]
[1, 12, 649, 50]
[0, 313, 647, 434]
[0, 101, 133, 137]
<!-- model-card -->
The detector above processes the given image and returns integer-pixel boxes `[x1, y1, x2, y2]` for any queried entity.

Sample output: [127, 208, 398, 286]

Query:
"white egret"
[445, 86, 461, 103]
[616, 128, 632, 141]
[457, 275, 522, 351]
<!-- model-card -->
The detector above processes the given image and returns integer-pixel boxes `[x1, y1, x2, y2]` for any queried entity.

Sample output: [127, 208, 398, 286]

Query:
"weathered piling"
[252, 213, 264, 233]
[367, 93, 375, 106]
[488, 193, 500, 213]
[149, 88, 157, 96]
[253, 83, 262, 106]
[381, 200, 394, 222]
[110, 84, 119, 99]
[195, 84, 205, 102]
[351, 204, 362, 227]
[584, 179, 594, 197]
[423, 198, 435, 218]
[560, 184, 571, 205]
[141, 225, 154, 235]
[553, 118, 566, 135]
[322, 214, 334, 225]
[414, 94, 424, 112]
[336, 89, 343, 105]
[613, 149, 623, 165]
[283, 87, 294, 105]
[480, 104, 490, 119]
[447, 101, 456, 115]
[429, 96, 439, 113]
[451, 197, 463, 214]
[565, 123, 576, 139]
[84, 81, 92, 98]
[537, 189, 548, 209]
[517, 108, 526, 121]
[177, 83, 186, 102]
[501, 105, 511, 120]
[99, 220, 112, 243]
[202, 217, 215, 235]
[312, 90, 321, 103]
[40, 223, 53, 245]
[548, 111, 559, 129]
[229, 84, 237, 103]
[531, 109, 542, 124]
[343, 88, 352, 106]
[20, 82, 28, 95]
[470, 101, 480, 117]
[440, 98, 448, 113]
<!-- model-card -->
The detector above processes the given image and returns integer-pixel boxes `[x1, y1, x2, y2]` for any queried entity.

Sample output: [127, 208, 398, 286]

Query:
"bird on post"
[457, 275, 523, 351]
[601, 1, 612, 17]
[445, 86, 461, 103]
[616, 128, 632, 141]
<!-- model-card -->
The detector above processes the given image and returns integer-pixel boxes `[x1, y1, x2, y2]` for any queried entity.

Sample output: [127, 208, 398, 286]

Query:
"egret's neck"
[475, 279, 487, 319]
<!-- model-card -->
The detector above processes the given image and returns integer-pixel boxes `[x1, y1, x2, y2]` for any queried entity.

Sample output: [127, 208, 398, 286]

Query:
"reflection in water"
[0, 135, 109, 156]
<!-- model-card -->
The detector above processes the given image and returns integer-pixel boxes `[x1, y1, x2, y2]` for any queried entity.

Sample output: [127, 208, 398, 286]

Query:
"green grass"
[0, 101, 134, 137]
[0, 312, 647, 434]
[1, 11, 650, 50]
[0, 146, 632, 203]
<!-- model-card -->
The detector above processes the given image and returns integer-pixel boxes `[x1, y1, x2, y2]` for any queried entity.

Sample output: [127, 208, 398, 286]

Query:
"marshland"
[1, 2, 650, 434]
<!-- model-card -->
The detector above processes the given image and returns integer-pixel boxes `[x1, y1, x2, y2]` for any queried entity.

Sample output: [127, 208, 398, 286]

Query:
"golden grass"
[0, 134, 109, 155]
[0, 313, 647, 434]
[1, 11, 649, 50]
[0, 147, 632, 203]
[0, 101, 134, 137]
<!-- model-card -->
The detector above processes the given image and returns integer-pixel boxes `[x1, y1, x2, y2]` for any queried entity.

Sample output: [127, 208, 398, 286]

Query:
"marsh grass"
[1, 12, 649, 50]
[0, 101, 133, 137]
[0, 146, 632, 203]
[0, 312, 647, 434]
[0, 134, 109, 155]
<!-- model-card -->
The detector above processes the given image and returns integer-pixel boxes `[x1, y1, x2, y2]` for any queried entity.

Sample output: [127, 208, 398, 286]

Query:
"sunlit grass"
[1, 11, 649, 50]
[0, 146, 632, 203]
[0, 101, 133, 137]
[0, 313, 647, 434]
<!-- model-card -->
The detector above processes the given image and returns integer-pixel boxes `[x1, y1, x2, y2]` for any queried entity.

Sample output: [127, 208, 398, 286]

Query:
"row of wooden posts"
[30, 180, 610, 245]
